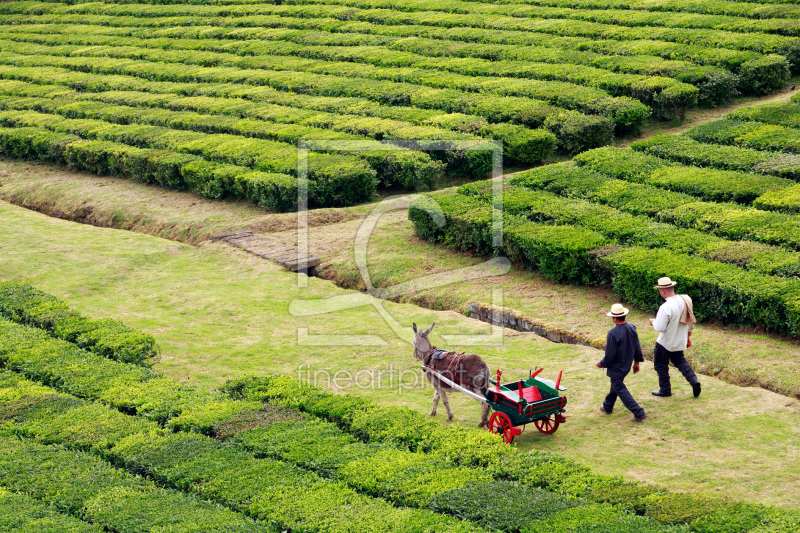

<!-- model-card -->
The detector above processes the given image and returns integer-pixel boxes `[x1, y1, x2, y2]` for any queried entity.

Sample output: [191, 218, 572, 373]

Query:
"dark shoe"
[599, 407, 611, 415]
[631, 414, 647, 422]
[652, 390, 672, 397]
[692, 382, 702, 398]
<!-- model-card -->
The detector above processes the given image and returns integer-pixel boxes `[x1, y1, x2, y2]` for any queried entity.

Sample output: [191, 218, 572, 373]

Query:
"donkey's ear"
[412, 323, 418, 333]
[423, 323, 435, 336]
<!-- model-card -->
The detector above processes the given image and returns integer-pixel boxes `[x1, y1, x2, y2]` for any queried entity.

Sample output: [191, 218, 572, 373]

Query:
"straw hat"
[607, 303, 629, 317]
[654, 276, 678, 289]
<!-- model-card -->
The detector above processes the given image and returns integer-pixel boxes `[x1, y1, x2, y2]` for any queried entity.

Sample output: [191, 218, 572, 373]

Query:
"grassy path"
[1, 200, 799, 509]
[3, 157, 800, 399]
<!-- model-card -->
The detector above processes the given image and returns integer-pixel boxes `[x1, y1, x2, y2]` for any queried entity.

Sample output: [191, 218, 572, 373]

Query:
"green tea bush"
[587, 482, 664, 515]
[338, 449, 491, 507]
[687, 120, 765, 147]
[430, 480, 584, 532]
[479, 122, 556, 164]
[0, 282, 157, 366]
[234, 419, 377, 476]
[645, 166, 790, 204]
[0, 487, 105, 533]
[597, 246, 800, 335]
[690, 504, 783, 533]
[544, 111, 615, 154]
[212, 405, 304, 440]
[167, 398, 264, 435]
[737, 56, 791, 97]
[728, 102, 800, 129]
[631, 135, 772, 173]
[753, 154, 800, 181]
[504, 222, 607, 284]
[644, 492, 730, 525]
[523, 504, 687, 533]
[754, 184, 800, 214]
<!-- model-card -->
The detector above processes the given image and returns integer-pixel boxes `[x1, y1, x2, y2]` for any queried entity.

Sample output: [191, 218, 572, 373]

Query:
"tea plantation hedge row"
[0, 281, 157, 365]
[0, 6, 791, 83]
[40, 23, 737, 106]
[0, 0, 795, 204]
[687, 119, 800, 155]
[408, 179, 800, 337]
[0, 29, 700, 121]
[630, 134, 800, 179]
[0, 332, 775, 533]
[9, 0, 799, 67]
[573, 146, 800, 213]
[2, 284, 799, 531]
[0, 370, 486, 533]
[10, 11, 784, 96]
[0, 38, 648, 132]
[0, 486, 107, 533]
[457, 173, 800, 278]
[0, 319, 662, 532]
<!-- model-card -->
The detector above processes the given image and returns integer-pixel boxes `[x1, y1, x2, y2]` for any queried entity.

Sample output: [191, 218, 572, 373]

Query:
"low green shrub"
[599, 246, 800, 336]
[504, 222, 607, 284]
[166, 399, 265, 436]
[523, 504, 686, 533]
[754, 184, 800, 214]
[644, 492, 730, 525]
[0, 281, 157, 365]
[737, 56, 791, 97]
[687, 120, 766, 147]
[479, 123, 556, 164]
[544, 111, 615, 154]
[338, 449, 491, 507]
[753, 154, 800, 181]
[213, 406, 304, 440]
[430, 480, 584, 532]
[573, 146, 674, 183]
[0, 487, 106, 533]
[234, 419, 377, 476]
[587, 483, 665, 515]
[631, 135, 772, 173]
[690, 503, 783, 533]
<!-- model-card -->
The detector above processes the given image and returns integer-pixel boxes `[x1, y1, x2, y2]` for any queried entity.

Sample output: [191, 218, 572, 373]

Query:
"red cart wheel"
[534, 414, 560, 434]
[489, 412, 515, 444]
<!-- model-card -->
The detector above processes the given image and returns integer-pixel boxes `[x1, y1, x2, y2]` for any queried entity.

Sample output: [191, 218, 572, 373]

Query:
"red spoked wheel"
[534, 414, 560, 434]
[489, 412, 515, 444]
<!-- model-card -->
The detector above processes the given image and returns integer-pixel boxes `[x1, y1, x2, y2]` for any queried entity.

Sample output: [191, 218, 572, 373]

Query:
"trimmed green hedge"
[0, 371, 487, 533]
[0, 487, 106, 533]
[597, 246, 800, 335]
[409, 181, 800, 336]
[0, 281, 157, 365]
[429, 480, 584, 532]
[0, 433, 271, 533]
[754, 184, 800, 214]
[689, 119, 800, 155]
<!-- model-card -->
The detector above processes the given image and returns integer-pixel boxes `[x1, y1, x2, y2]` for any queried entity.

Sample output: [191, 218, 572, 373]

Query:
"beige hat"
[654, 277, 678, 289]
[607, 303, 629, 317]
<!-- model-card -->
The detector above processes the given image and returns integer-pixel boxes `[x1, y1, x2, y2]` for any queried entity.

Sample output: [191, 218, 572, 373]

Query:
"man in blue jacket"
[596, 303, 646, 422]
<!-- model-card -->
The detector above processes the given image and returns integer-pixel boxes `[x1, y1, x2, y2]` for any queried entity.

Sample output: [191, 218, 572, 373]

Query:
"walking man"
[597, 303, 646, 422]
[649, 277, 701, 398]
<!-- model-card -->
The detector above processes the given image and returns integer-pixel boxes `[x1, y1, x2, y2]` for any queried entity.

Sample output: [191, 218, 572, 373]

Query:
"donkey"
[412, 323, 491, 427]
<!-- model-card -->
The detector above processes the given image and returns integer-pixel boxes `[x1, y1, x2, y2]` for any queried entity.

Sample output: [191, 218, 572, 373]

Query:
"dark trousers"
[603, 373, 645, 419]
[654, 342, 699, 393]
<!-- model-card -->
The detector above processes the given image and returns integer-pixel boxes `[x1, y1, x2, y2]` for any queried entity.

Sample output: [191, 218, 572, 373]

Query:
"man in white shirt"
[649, 277, 701, 398]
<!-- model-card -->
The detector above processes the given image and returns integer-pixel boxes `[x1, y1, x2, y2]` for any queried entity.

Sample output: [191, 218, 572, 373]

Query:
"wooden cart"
[424, 366, 568, 444]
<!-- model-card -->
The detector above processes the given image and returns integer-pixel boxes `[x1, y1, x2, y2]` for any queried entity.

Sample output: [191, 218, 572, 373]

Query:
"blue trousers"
[603, 373, 645, 419]
[654, 342, 699, 393]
